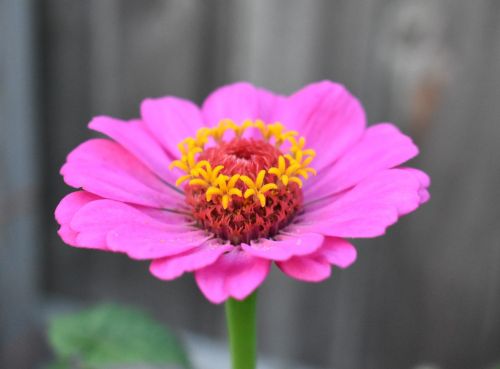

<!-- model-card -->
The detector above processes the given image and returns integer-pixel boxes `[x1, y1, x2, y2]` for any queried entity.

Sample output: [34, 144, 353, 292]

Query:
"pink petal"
[150, 239, 232, 280]
[55, 191, 100, 224]
[401, 167, 431, 204]
[89, 116, 177, 183]
[55, 191, 101, 246]
[277, 255, 331, 282]
[194, 247, 271, 304]
[255, 87, 286, 122]
[316, 237, 357, 269]
[403, 167, 430, 187]
[305, 123, 419, 201]
[70, 199, 191, 249]
[107, 224, 210, 260]
[139, 206, 195, 225]
[61, 139, 183, 208]
[202, 82, 283, 127]
[274, 81, 366, 172]
[418, 188, 430, 204]
[140, 96, 205, 157]
[58, 225, 79, 246]
[298, 169, 423, 238]
[276, 237, 357, 282]
[241, 232, 324, 261]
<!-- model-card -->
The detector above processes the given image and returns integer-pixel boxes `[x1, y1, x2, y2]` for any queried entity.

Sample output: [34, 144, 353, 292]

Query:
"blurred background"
[1, 0, 500, 368]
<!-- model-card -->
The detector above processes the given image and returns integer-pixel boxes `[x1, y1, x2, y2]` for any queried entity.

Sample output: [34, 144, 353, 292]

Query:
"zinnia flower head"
[55, 81, 429, 304]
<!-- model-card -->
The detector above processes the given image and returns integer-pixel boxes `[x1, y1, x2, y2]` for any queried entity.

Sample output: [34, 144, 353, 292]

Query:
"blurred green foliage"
[47, 304, 191, 369]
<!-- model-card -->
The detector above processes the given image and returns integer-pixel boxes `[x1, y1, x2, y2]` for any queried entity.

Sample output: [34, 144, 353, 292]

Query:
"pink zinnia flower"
[55, 81, 429, 304]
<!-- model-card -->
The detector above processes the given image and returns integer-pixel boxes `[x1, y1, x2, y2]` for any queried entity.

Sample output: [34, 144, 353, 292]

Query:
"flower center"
[169, 119, 317, 245]
[198, 138, 281, 177]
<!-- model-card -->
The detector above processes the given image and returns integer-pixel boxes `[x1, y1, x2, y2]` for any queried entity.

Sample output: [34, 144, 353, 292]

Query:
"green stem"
[225, 292, 258, 369]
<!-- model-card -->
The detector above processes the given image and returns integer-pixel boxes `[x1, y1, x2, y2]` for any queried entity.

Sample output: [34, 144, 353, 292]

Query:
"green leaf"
[44, 359, 70, 369]
[48, 304, 191, 369]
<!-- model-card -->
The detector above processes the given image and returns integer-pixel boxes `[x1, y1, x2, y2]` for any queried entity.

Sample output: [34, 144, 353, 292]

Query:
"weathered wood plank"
[0, 0, 41, 366]
[33, 0, 500, 368]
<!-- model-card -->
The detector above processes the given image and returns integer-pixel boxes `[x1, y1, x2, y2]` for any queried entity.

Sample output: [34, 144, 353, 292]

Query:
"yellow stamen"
[174, 161, 208, 186]
[240, 170, 278, 207]
[256, 121, 299, 147]
[268, 123, 298, 147]
[269, 155, 309, 188]
[188, 162, 225, 188]
[168, 150, 198, 173]
[255, 120, 273, 140]
[169, 120, 317, 204]
[169, 148, 206, 186]
[224, 119, 254, 137]
[206, 174, 242, 209]
[288, 136, 316, 157]
[177, 139, 198, 156]
[194, 127, 211, 148]
[285, 150, 317, 179]
[209, 119, 234, 142]
[175, 174, 192, 187]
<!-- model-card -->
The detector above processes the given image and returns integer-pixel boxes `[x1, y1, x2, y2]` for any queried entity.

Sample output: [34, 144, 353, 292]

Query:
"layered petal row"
[55, 80, 429, 303]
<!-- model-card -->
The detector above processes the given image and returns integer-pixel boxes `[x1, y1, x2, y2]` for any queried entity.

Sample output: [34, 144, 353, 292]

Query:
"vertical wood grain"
[32, 0, 500, 368]
[0, 0, 40, 366]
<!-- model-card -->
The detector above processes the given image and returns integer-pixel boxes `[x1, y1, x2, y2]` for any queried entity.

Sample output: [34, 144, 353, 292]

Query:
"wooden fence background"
[1, 0, 500, 368]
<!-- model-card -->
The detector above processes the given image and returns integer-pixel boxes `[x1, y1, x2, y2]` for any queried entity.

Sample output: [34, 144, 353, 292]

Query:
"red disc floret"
[185, 138, 303, 244]
[197, 138, 282, 177]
